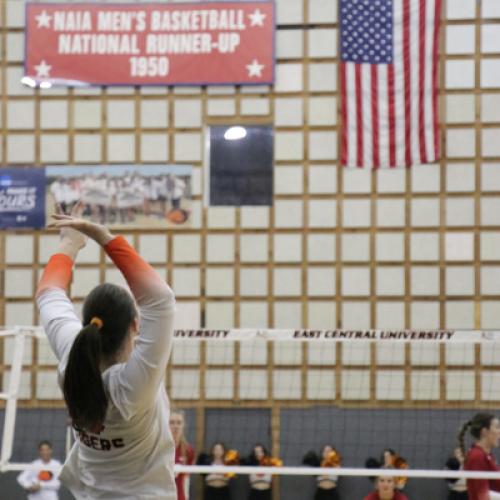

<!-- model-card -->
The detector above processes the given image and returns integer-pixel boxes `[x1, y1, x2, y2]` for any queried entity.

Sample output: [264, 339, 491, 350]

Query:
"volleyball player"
[169, 409, 195, 500]
[49, 177, 66, 214]
[37, 209, 176, 499]
[459, 413, 500, 500]
[168, 174, 186, 211]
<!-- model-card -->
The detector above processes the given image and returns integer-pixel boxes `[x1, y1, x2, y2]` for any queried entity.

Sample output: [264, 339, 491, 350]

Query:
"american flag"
[340, 0, 442, 169]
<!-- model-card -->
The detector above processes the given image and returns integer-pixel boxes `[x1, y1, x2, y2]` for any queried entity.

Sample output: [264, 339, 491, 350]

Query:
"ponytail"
[457, 420, 472, 457]
[63, 283, 137, 433]
[63, 324, 107, 433]
[457, 412, 496, 456]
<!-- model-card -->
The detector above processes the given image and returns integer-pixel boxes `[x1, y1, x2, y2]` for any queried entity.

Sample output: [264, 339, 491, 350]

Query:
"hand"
[49, 212, 114, 247]
[58, 202, 87, 252]
[29, 483, 41, 492]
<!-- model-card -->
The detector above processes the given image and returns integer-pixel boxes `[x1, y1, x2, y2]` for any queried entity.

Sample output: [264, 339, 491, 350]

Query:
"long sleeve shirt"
[37, 236, 176, 500]
[17, 459, 61, 500]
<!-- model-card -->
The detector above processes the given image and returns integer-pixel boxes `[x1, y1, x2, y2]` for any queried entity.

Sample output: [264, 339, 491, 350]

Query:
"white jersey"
[172, 178, 186, 200]
[151, 178, 165, 201]
[50, 182, 64, 204]
[61, 182, 79, 205]
[17, 459, 61, 500]
[82, 177, 111, 206]
[37, 236, 176, 500]
[116, 182, 144, 209]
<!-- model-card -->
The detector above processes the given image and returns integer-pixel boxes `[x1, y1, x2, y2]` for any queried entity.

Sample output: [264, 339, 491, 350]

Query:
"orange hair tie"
[90, 317, 103, 330]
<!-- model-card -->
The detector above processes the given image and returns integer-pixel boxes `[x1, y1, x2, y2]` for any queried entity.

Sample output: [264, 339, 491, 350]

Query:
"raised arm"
[46, 215, 176, 415]
[104, 235, 173, 308]
[37, 209, 87, 367]
[104, 236, 175, 413]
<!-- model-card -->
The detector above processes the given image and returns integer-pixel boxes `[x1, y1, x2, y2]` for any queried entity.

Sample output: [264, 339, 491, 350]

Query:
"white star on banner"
[248, 8, 266, 27]
[246, 59, 264, 78]
[35, 60, 52, 78]
[35, 10, 52, 28]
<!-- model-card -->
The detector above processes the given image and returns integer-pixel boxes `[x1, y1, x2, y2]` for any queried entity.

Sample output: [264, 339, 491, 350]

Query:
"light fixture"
[39, 81, 52, 89]
[20, 76, 37, 88]
[224, 126, 247, 141]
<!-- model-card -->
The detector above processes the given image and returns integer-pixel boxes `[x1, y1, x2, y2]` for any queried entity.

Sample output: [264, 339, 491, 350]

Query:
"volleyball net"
[2, 327, 500, 498]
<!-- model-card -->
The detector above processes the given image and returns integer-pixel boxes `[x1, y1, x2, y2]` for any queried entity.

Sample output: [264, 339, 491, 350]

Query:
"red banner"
[24, 2, 275, 86]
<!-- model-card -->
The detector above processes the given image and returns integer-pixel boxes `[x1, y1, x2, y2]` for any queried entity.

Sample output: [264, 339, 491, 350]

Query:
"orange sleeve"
[36, 254, 73, 297]
[104, 236, 165, 304]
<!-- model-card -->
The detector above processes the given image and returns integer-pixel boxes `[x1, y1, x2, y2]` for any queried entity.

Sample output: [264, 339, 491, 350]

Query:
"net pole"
[0, 329, 26, 470]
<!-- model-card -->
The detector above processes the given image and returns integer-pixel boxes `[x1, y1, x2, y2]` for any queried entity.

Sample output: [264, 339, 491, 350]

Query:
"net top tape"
[1, 327, 500, 343]
[173, 329, 494, 343]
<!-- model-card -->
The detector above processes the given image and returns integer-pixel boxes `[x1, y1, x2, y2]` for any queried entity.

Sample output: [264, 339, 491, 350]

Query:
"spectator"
[17, 440, 61, 500]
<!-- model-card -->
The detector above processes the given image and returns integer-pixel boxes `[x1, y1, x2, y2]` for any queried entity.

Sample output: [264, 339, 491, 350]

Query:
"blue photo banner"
[0, 168, 46, 229]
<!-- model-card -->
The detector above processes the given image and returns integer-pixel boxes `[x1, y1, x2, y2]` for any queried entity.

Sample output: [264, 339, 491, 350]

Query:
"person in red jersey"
[460, 413, 500, 500]
[363, 473, 408, 500]
[169, 409, 194, 500]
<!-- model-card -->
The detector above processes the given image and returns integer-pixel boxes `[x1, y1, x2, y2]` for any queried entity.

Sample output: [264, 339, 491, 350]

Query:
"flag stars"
[248, 8, 266, 27]
[246, 59, 264, 77]
[35, 10, 52, 28]
[35, 60, 52, 78]
[340, 0, 393, 64]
